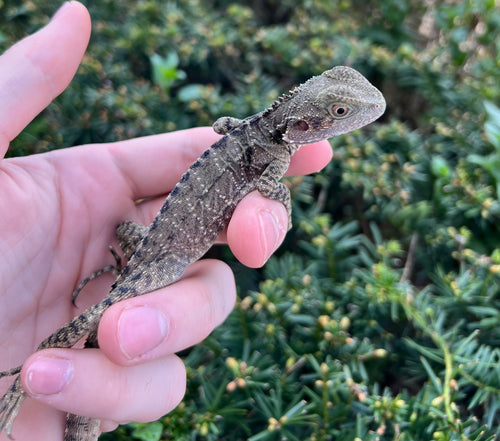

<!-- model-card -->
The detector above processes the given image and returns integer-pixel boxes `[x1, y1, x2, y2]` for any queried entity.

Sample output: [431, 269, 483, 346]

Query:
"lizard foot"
[212, 116, 243, 135]
[0, 376, 26, 438]
[72, 245, 123, 306]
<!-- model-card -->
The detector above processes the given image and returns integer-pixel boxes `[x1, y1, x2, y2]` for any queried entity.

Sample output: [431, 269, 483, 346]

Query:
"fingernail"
[25, 357, 73, 396]
[118, 306, 169, 359]
[258, 209, 286, 258]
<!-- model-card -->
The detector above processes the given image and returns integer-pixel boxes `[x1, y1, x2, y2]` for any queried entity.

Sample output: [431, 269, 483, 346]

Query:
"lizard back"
[117, 117, 290, 294]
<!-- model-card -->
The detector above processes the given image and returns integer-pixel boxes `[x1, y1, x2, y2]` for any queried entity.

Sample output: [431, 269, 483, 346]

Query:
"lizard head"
[281, 66, 386, 144]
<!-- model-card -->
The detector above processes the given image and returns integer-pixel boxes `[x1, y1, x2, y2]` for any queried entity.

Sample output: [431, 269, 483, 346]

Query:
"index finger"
[101, 129, 332, 202]
[287, 140, 333, 176]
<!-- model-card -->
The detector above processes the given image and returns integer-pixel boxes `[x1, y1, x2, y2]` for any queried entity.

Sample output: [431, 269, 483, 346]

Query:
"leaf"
[177, 84, 205, 102]
[419, 356, 442, 393]
[484, 101, 500, 149]
[431, 156, 451, 178]
[150, 52, 186, 92]
[129, 422, 163, 441]
[484, 101, 500, 127]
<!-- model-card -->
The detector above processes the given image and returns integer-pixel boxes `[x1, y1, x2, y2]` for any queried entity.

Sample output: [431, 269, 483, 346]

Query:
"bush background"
[1, 0, 499, 440]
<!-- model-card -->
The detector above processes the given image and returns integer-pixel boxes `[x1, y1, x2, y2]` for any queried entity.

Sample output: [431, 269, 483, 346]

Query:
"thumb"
[0, 1, 91, 157]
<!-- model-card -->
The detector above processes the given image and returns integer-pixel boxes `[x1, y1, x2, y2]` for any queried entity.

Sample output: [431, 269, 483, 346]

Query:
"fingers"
[106, 131, 331, 202]
[103, 127, 221, 200]
[286, 140, 333, 176]
[226, 191, 288, 268]
[21, 349, 186, 424]
[0, 2, 91, 156]
[97, 260, 236, 365]
[20, 260, 235, 423]
[117, 136, 331, 266]
[226, 140, 332, 267]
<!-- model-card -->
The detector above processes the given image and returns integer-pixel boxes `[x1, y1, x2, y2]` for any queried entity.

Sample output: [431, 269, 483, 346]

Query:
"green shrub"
[1, 0, 499, 439]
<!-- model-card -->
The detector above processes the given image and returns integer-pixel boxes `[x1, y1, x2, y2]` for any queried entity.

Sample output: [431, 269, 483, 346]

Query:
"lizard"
[0, 65, 385, 441]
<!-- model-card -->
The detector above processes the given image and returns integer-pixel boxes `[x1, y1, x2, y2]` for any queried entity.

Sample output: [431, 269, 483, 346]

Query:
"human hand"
[0, 2, 333, 440]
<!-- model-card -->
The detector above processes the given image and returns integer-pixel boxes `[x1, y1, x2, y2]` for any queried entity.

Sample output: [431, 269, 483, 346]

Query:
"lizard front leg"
[256, 158, 293, 230]
[212, 116, 244, 135]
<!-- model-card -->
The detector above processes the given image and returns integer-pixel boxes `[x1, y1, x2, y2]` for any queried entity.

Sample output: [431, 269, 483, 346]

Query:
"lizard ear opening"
[283, 119, 310, 144]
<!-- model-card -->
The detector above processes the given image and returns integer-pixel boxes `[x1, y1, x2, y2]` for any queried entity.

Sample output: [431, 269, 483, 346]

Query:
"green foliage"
[150, 51, 186, 93]
[468, 102, 500, 198]
[1, 0, 499, 439]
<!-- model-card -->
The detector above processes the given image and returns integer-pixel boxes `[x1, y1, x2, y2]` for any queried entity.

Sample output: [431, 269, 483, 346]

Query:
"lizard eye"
[330, 104, 351, 119]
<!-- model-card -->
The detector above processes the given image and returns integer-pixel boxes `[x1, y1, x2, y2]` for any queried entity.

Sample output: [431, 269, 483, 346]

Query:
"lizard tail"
[36, 301, 108, 351]
[65, 414, 101, 441]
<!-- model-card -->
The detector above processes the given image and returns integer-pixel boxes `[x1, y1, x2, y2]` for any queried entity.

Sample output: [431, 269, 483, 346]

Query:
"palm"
[0, 148, 138, 368]
[0, 128, 226, 372]
[0, 129, 221, 441]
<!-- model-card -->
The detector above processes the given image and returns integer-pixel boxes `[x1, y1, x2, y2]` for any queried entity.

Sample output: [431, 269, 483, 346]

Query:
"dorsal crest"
[261, 81, 305, 117]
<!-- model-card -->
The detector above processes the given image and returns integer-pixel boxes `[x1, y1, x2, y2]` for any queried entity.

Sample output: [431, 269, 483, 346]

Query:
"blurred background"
[1, 1, 499, 440]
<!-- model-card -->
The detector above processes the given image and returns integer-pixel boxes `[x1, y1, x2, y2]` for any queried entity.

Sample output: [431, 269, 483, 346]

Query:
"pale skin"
[0, 2, 333, 440]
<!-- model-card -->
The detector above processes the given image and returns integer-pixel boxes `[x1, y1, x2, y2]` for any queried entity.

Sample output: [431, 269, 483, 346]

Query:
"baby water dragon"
[0, 65, 385, 441]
